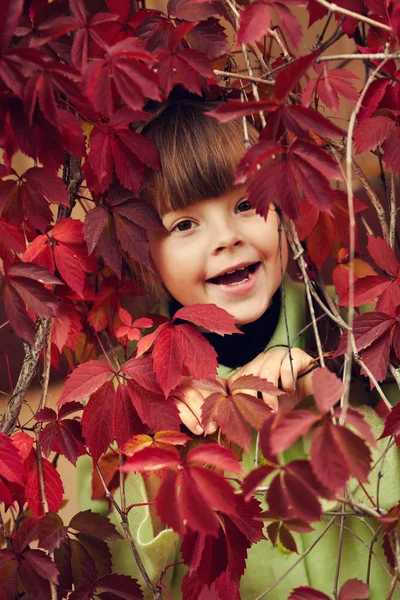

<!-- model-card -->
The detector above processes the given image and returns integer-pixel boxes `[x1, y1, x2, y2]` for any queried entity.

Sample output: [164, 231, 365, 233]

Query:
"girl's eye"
[171, 219, 195, 232]
[236, 198, 253, 213]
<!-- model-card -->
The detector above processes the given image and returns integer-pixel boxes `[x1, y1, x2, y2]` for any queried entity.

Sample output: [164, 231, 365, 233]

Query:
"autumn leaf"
[311, 421, 372, 493]
[25, 451, 64, 517]
[36, 402, 85, 466]
[58, 361, 115, 406]
[338, 578, 370, 600]
[302, 63, 359, 114]
[83, 37, 161, 119]
[0, 431, 24, 485]
[288, 587, 330, 600]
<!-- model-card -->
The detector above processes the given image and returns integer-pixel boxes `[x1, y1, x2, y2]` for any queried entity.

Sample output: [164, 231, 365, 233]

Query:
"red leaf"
[127, 382, 180, 431]
[242, 464, 276, 500]
[288, 587, 330, 600]
[0, 431, 24, 485]
[23, 548, 59, 583]
[7, 261, 60, 285]
[359, 78, 390, 120]
[3, 283, 36, 344]
[168, 0, 220, 21]
[379, 402, 400, 441]
[0, 550, 18, 599]
[180, 468, 221, 536]
[237, 1, 271, 45]
[208, 99, 278, 123]
[229, 375, 281, 394]
[26, 455, 64, 516]
[13, 517, 40, 553]
[84, 206, 109, 255]
[82, 381, 115, 464]
[114, 384, 145, 448]
[69, 510, 121, 540]
[338, 578, 370, 600]
[270, 410, 319, 454]
[58, 361, 114, 406]
[175, 324, 218, 379]
[367, 235, 399, 277]
[206, 393, 249, 450]
[312, 367, 344, 415]
[174, 304, 241, 334]
[353, 116, 394, 153]
[91, 573, 143, 599]
[122, 356, 162, 393]
[187, 443, 242, 474]
[155, 471, 184, 536]
[54, 244, 85, 297]
[38, 513, 67, 552]
[0, 0, 23, 53]
[152, 326, 183, 396]
[360, 331, 392, 385]
[189, 466, 237, 515]
[154, 431, 191, 446]
[334, 407, 377, 448]
[284, 105, 345, 138]
[382, 125, 400, 173]
[311, 422, 350, 492]
[121, 446, 180, 472]
[275, 50, 319, 100]
[334, 312, 395, 357]
[284, 471, 322, 522]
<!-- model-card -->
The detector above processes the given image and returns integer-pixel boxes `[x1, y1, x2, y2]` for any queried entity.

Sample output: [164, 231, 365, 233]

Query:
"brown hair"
[133, 94, 259, 295]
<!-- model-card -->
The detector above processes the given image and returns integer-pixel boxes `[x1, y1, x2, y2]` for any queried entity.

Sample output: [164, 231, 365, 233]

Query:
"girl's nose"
[211, 219, 244, 254]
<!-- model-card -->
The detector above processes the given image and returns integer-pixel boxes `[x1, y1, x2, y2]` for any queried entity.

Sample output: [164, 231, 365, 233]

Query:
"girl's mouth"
[207, 262, 260, 286]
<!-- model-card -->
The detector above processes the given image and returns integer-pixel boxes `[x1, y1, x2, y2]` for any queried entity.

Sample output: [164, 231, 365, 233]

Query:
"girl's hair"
[133, 93, 259, 295]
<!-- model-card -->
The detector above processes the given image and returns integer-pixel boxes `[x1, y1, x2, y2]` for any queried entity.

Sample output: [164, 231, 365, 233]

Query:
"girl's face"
[148, 186, 288, 325]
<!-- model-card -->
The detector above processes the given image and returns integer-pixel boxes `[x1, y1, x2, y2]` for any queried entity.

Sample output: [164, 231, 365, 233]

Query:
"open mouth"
[207, 262, 260, 286]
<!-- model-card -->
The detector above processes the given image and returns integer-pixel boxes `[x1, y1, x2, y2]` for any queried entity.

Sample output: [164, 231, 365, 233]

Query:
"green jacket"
[77, 277, 400, 599]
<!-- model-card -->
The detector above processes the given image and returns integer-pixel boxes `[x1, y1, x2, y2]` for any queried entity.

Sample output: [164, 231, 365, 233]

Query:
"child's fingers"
[173, 383, 218, 436]
[174, 384, 205, 434]
[280, 349, 313, 395]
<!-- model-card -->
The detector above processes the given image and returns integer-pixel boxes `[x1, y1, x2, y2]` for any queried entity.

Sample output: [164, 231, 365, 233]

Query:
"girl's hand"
[172, 377, 218, 436]
[173, 348, 314, 434]
[227, 347, 314, 411]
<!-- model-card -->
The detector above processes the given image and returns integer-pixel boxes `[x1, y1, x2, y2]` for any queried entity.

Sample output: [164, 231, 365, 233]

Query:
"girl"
[79, 92, 400, 600]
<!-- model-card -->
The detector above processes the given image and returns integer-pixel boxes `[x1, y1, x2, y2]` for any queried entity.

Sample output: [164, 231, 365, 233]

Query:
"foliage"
[0, 0, 400, 599]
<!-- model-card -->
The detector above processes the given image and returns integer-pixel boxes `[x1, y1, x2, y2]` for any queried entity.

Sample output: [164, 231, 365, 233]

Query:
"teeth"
[225, 266, 246, 276]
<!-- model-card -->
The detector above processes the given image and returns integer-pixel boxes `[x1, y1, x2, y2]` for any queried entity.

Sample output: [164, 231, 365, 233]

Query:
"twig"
[314, 11, 333, 47]
[278, 220, 296, 388]
[351, 353, 392, 410]
[288, 220, 325, 367]
[342, 57, 389, 421]
[38, 321, 51, 413]
[330, 520, 395, 580]
[313, 0, 393, 32]
[333, 504, 346, 599]
[389, 364, 400, 390]
[0, 320, 9, 330]
[34, 424, 49, 514]
[34, 423, 57, 600]
[318, 52, 400, 61]
[336, 496, 382, 519]
[254, 517, 336, 599]
[0, 318, 49, 435]
[389, 172, 397, 249]
[268, 27, 290, 61]
[367, 524, 383, 584]
[213, 69, 274, 86]
[387, 568, 399, 600]
[352, 161, 389, 243]
[96, 465, 162, 600]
